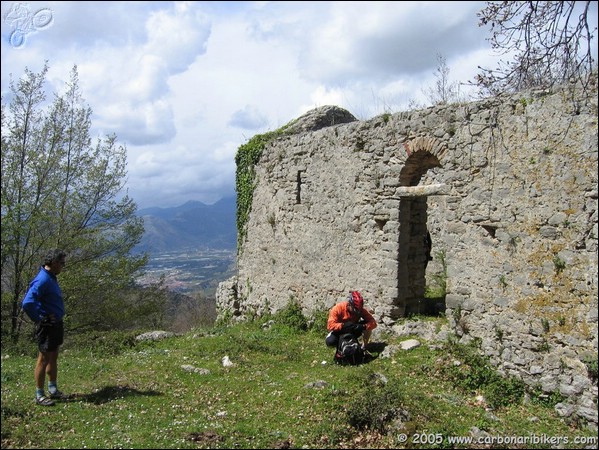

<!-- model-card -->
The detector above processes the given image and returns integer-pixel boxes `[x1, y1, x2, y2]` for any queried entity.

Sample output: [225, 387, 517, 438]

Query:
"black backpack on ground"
[334, 333, 364, 365]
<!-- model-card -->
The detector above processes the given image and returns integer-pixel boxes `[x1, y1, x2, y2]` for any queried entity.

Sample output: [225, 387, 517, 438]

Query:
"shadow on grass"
[361, 341, 387, 365]
[62, 385, 163, 404]
[366, 341, 387, 354]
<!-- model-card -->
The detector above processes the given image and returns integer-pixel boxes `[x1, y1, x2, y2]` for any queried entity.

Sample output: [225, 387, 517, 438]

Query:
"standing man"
[22, 249, 68, 406]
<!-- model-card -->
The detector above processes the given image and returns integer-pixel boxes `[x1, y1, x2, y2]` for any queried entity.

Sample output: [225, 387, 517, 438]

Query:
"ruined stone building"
[217, 78, 598, 426]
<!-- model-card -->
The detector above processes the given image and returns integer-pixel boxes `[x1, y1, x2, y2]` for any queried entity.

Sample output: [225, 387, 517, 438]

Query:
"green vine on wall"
[235, 126, 289, 252]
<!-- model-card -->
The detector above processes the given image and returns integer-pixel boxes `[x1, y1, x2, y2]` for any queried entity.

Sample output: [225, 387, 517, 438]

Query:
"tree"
[476, 1, 597, 95]
[1, 63, 153, 342]
[423, 53, 466, 106]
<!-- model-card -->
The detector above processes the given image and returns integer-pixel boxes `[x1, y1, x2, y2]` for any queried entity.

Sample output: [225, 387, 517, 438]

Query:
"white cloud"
[296, 1, 486, 85]
[6, 1, 585, 209]
[144, 2, 211, 74]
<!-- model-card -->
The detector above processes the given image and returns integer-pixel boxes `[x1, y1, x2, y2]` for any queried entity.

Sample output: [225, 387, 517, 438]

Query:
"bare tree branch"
[475, 1, 597, 96]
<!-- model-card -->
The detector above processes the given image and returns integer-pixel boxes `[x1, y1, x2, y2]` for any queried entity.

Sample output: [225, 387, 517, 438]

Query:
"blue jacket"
[21, 267, 64, 322]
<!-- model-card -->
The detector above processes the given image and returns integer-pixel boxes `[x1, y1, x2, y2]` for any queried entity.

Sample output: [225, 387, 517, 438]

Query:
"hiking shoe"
[49, 390, 67, 400]
[35, 395, 55, 406]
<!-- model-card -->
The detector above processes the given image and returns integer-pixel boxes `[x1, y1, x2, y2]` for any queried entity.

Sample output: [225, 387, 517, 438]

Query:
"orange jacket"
[327, 301, 377, 333]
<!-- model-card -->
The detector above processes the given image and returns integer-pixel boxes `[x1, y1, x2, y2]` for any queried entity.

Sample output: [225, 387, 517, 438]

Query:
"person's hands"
[341, 322, 365, 334]
[341, 322, 355, 333]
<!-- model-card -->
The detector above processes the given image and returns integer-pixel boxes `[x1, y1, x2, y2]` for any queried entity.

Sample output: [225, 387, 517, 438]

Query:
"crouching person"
[326, 291, 377, 363]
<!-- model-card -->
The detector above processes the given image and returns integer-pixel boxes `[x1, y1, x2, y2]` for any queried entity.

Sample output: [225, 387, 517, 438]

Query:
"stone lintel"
[390, 183, 448, 198]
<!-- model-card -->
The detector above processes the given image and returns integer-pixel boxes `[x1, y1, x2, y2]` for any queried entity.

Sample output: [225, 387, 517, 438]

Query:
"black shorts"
[35, 320, 64, 352]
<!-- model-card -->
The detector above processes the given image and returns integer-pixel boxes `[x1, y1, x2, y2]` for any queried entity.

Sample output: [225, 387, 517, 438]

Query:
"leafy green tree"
[1, 63, 154, 342]
[476, 1, 597, 95]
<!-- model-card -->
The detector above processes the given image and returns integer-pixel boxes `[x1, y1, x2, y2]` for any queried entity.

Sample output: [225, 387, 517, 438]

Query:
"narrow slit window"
[296, 170, 303, 204]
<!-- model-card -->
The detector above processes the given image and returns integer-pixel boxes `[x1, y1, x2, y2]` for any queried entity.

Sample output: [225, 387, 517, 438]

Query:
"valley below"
[136, 248, 236, 295]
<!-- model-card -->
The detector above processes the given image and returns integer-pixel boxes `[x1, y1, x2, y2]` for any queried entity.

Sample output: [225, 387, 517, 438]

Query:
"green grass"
[1, 316, 596, 449]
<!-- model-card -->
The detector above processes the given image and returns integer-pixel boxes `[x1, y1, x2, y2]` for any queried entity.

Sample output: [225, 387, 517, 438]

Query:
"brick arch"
[399, 137, 447, 186]
[405, 136, 448, 160]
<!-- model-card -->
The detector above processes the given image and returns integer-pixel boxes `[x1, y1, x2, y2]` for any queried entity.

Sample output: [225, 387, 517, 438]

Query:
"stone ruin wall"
[217, 80, 598, 426]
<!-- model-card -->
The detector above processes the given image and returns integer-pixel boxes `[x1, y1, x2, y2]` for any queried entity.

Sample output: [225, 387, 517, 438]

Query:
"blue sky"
[2, 1, 596, 209]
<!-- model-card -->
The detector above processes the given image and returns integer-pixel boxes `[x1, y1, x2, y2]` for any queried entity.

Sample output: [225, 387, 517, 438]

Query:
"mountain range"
[134, 196, 237, 254]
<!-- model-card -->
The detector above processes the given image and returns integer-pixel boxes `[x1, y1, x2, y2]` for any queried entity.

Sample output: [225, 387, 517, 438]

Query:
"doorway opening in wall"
[397, 195, 446, 317]
[395, 145, 446, 318]
[397, 196, 445, 317]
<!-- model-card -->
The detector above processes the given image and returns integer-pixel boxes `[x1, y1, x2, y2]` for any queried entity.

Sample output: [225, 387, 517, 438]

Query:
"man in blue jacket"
[22, 249, 68, 406]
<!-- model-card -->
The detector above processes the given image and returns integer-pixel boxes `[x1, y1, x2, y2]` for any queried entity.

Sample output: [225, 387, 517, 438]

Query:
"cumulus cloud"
[4, 1, 560, 209]
[144, 2, 211, 74]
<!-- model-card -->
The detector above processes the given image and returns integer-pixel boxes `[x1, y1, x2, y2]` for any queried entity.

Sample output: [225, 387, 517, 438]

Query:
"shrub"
[529, 386, 565, 407]
[63, 330, 140, 356]
[273, 298, 308, 332]
[582, 355, 598, 383]
[308, 306, 329, 332]
[346, 381, 407, 432]
[437, 339, 525, 409]
[484, 376, 525, 408]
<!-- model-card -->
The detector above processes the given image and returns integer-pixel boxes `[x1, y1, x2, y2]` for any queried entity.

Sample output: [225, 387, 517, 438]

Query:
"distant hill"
[135, 196, 237, 253]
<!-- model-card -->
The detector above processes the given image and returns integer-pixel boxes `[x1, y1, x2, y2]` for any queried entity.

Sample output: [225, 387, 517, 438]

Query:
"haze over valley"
[134, 197, 237, 295]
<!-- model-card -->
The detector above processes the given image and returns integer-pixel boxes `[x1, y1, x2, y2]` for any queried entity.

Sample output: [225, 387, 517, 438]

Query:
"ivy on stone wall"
[235, 127, 288, 251]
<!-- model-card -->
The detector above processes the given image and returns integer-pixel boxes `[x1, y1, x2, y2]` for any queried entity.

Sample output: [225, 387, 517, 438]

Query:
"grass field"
[1, 308, 596, 449]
